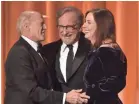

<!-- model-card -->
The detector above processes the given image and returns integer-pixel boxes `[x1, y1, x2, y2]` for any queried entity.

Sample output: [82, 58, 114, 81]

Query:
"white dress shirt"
[21, 35, 44, 60]
[21, 35, 38, 51]
[59, 41, 78, 82]
[59, 41, 78, 104]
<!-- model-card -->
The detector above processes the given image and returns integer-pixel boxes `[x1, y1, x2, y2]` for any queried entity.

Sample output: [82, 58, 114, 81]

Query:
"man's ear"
[23, 22, 30, 31]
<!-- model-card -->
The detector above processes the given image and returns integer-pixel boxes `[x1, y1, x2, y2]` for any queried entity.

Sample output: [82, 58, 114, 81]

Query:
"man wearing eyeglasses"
[42, 6, 91, 104]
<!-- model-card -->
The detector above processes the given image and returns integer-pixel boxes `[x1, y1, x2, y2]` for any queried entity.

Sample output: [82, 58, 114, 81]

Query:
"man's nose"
[62, 28, 68, 34]
[43, 24, 47, 30]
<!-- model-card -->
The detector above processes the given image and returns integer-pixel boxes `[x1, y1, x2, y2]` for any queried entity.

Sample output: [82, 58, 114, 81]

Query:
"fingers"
[83, 99, 88, 103]
[77, 97, 84, 104]
[78, 92, 90, 104]
[66, 90, 89, 104]
[76, 92, 90, 104]
[77, 97, 88, 104]
[75, 89, 82, 93]
[81, 92, 86, 95]
[66, 89, 82, 104]
[80, 92, 90, 99]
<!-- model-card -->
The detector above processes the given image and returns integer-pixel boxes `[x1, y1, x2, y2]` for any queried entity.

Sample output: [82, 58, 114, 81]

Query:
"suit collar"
[21, 35, 38, 51]
[68, 33, 91, 80]
[19, 37, 33, 50]
[55, 50, 66, 83]
[19, 37, 45, 64]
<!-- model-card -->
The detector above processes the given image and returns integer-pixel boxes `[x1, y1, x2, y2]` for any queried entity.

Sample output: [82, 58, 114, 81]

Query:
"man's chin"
[63, 40, 73, 45]
[39, 37, 45, 42]
[85, 34, 90, 39]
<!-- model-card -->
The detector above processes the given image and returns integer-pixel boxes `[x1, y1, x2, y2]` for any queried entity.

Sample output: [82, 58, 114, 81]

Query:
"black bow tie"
[37, 43, 42, 53]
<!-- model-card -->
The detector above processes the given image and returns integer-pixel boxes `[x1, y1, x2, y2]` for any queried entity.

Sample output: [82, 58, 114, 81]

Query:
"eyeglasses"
[57, 24, 77, 31]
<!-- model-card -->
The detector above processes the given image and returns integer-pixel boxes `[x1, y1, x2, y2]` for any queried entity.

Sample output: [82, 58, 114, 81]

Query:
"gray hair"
[56, 6, 84, 29]
[16, 11, 40, 35]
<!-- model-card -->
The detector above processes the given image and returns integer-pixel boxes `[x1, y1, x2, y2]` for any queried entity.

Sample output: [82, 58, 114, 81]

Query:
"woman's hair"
[85, 8, 116, 48]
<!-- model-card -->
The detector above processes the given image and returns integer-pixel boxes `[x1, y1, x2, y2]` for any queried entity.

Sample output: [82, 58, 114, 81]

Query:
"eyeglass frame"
[57, 24, 78, 31]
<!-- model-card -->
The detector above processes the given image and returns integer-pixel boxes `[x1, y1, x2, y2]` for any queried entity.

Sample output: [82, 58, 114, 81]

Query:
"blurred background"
[1, 1, 139, 104]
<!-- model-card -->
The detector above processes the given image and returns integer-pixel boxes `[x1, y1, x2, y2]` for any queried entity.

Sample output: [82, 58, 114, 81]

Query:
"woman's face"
[82, 12, 97, 45]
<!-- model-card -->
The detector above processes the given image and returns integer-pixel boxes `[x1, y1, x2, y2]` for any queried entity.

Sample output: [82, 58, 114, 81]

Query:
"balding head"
[16, 11, 46, 42]
[17, 11, 41, 35]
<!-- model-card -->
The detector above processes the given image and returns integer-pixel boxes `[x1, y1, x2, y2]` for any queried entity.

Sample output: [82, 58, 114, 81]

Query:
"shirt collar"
[61, 41, 78, 52]
[21, 35, 38, 51]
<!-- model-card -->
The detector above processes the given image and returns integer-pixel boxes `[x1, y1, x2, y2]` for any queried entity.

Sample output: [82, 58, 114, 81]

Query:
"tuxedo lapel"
[19, 37, 52, 87]
[71, 50, 86, 77]
[19, 37, 45, 66]
[67, 33, 91, 81]
[55, 48, 66, 83]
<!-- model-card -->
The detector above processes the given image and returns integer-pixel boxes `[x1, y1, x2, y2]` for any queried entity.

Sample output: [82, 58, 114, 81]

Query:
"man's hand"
[77, 92, 89, 104]
[66, 89, 82, 104]
[66, 89, 90, 104]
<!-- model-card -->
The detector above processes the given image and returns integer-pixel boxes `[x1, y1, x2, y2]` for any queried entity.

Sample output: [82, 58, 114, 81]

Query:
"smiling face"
[29, 13, 46, 42]
[82, 12, 97, 45]
[58, 12, 80, 45]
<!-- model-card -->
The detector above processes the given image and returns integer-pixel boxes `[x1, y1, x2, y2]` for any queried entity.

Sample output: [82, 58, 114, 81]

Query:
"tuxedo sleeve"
[5, 46, 63, 104]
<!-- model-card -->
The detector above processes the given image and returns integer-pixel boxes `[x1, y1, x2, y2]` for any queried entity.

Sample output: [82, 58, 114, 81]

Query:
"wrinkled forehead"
[31, 14, 47, 23]
[58, 12, 77, 25]
[32, 13, 42, 20]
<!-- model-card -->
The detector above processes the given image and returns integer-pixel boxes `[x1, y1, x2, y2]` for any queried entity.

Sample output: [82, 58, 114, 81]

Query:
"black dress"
[84, 46, 127, 104]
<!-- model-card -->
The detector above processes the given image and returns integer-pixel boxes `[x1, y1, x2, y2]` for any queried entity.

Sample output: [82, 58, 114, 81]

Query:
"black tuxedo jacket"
[42, 33, 91, 93]
[4, 37, 63, 104]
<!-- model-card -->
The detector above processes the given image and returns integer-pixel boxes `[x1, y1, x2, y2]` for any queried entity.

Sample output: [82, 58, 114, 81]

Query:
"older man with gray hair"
[43, 6, 91, 104]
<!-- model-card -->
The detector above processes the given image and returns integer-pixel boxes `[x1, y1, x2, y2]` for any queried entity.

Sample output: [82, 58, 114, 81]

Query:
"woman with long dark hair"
[82, 8, 127, 104]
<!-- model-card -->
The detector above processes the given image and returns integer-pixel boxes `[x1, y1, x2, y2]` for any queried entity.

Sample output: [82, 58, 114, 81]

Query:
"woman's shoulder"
[97, 45, 126, 63]
[98, 46, 118, 55]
